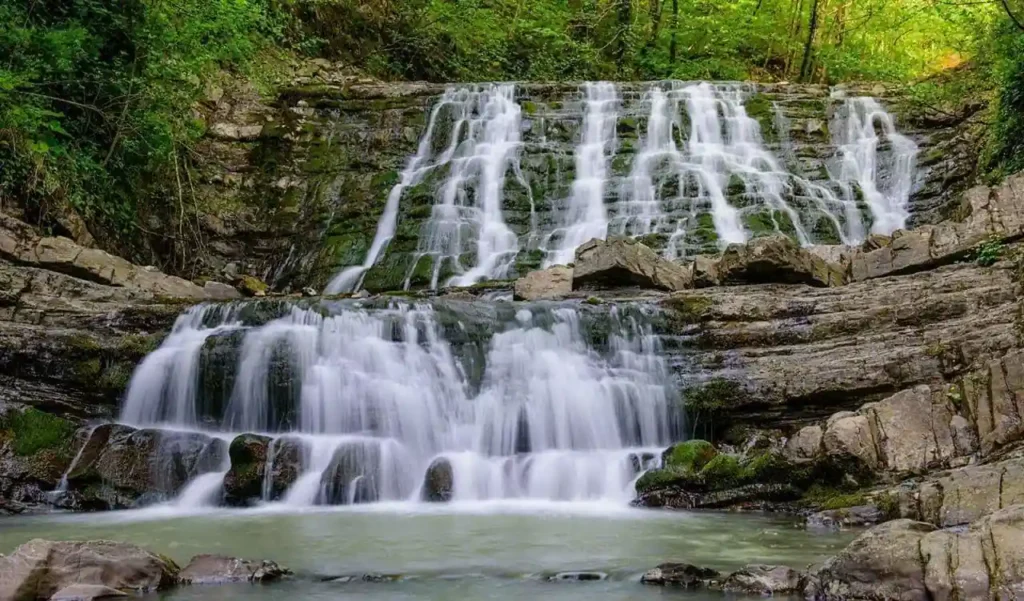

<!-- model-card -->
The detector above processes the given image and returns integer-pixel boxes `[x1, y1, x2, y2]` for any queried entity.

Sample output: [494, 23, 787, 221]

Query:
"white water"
[542, 82, 617, 267]
[326, 81, 916, 288]
[118, 302, 677, 508]
[831, 94, 919, 235]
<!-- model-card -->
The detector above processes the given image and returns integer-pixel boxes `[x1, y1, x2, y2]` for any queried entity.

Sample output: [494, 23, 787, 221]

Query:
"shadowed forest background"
[2, 0, 1024, 268]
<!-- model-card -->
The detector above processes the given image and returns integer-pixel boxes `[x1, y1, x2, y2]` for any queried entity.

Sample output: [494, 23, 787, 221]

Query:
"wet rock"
[807, 505, 885, 530]
[513, 265, 572, 300]
[222, 433, 271, 506]
[422, 457, 453, 502]
[700, 235, 846, 288]
[546, 571, 607, 581]
[716, 564, 803, 595]
[48, 584, 127, 600]
[572, 238, 692, 291]
[640, 563, 719, 587]
[237, 275, 269, 297]
[320, 441, 381, 504]
[178, 554, 291, 584]
[0, 539, 179, 601]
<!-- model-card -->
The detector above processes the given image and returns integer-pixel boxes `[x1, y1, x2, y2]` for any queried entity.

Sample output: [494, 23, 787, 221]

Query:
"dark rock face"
[320, 441, 381, 505]
[222, 434, 305, 506]
[640, 563, 720, 587]
[422, 457, 454, 502]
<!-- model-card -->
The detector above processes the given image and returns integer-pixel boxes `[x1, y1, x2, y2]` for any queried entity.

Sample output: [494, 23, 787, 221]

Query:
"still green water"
[0, 502, 856, 600]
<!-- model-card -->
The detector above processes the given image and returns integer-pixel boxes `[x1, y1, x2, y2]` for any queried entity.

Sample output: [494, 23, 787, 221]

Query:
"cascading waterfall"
[326, 80, 917, 286]
[830, 94, 919, 235]
[414, 84, 525, 288]
[542, 82, 617, 267]
[118, 301, 679, 508]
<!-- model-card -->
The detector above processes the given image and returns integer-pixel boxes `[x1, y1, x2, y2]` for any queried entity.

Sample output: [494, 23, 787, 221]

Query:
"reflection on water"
[0, 504, 855, 600]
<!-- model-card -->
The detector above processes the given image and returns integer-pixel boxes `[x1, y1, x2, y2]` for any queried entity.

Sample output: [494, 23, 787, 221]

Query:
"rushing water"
[330, 81, 918, 290]
[115, 300, 680, 509]
[0, 507, 857, 600]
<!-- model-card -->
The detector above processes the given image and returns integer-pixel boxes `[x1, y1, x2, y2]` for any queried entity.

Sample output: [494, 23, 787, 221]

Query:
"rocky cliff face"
[188, 77, 978, 293]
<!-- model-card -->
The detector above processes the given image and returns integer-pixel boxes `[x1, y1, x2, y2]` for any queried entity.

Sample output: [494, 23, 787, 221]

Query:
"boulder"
[177, 554, 290, 584]
[320, 440, 380, 504]
[813, 505, 1024, 600]
[861, 385, 957, 474]
[48, 584, 127, 600]
[0, 539, 178, 601]
[896, 457, 1024, 527]
[422, 457, 454, 502]
[784, 425, 823, 463]
[202, 281, 241, 300]
[223, 434, 303, 506]
[716, 564, 803, 595]
[700, 235, 846, 288]
[572, 238, 692, 291]
[640, 563, 719, 587]
[810, 520, 936, 601]
[237, 275, 269, 297]
[822, 414, 879, 469]
[513, 266, 572, 301]
[807, 505, 885, 530]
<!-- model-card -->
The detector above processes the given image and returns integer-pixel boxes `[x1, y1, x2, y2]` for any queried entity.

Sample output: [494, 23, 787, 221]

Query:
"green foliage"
[803, 484, 868, 510]
[2, 408, 75, 456]
[973, 235, 1006, 266]
[664, 440, 718, 473]
[983, 22, 1024, 176]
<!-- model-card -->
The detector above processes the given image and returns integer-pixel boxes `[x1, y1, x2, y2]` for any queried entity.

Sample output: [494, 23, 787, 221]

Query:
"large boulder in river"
[572, 238, 692, 291]
[422, 457, 453, 502]
[223, 434, 304, 506]
[811, 505, 1024, 600]
[696, 234, 846, 288]
[177, 554, 291, 584]
[640, 563, 719, 587]
[513, 265, 572, 300]
[66, 426, 226, 508]
[0, 539, 179, 601]
[320, 441, 381, 505]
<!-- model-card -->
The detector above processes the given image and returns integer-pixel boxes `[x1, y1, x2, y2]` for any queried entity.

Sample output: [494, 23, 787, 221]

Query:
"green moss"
[238, 275, 269, 296]
[521, 101, 538, 115]
[683, 378, 743, 413]
[584, 296, 604, 305]
[99, 361, 136, 391]
[740, 451, 790, 483]
[664, 440, 718, 472]
[635, 466, 689, 493]
[699, 453, 743, 487]
[665, 294, 714, 324]
[876, 492, 900, 519]
[117, 334, 162, 357]
[804, 484, 868, 510]
[66, 333, 101, 352]
[2, 408, 75, 456]
[75, 357, 102, 381]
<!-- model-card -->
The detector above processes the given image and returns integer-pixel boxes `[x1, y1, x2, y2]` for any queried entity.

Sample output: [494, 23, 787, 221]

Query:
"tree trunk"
[617, 0, 632, 74]
[669, 0, 678, 63]
[799, 0, 821, 81]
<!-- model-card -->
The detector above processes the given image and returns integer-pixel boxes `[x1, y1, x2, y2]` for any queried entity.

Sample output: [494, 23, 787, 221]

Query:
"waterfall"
[542, 82, 617, 267]
[325, 81, 917, 289]
[830, 94, 919, 235]
[412, 84, 525, 288]
[119, 301, 678, 505]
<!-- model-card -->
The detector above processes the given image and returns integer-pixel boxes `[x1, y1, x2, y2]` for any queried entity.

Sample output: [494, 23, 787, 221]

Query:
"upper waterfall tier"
[325, 81, 920, 293]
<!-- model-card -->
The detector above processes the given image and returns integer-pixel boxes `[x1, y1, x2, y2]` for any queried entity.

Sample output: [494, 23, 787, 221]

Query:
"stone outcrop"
[664, 259, 1016, 430]
[222, 434, 304, 506]
[320, 441, 380, 504]
[422, 457, 454, 502]
[892, 455, 1024, 528]
[810, 505, 1024, 601]
[177, 555, 291, 584]
[513, 266, 572, 301]
[572, 238, 692, 291]
[641, 562, 804, 595]
[49, 584, 128, 600]
[0, 539, 179, 601]
[695, 235, 846, 288]
[0, 215, 206, 300]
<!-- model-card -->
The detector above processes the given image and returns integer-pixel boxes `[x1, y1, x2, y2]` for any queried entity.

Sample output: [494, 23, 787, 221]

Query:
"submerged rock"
[640, 563, 719, 587]
[546, 571, 607, 581]
[0, 539, 179, 601]
[422, 457, 453, 502]
[572, 238, 692, 291]
[513, 265, 572, 301]
[178, 554, 291, 584]
[807, 505, 886, 530]
[715, 564, 804, 595]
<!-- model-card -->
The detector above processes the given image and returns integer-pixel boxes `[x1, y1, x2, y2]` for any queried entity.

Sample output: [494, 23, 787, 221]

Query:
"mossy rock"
[662, 440, 718, 473]
[1, 408, 76, 457]
[238, 275, 269, 297]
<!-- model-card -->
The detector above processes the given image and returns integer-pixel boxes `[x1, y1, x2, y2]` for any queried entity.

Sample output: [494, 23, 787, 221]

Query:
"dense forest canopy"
[1, 0, 1023, 261]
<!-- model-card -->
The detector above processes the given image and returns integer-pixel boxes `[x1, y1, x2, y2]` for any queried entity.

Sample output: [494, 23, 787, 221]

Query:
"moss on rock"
[2, 408, 76, 457]
[663, 440, 718, 473]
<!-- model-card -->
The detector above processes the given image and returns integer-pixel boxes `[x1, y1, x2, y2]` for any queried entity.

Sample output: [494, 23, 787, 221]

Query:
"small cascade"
[51, 424, 100, 497]
[830, 94, 919, 235]
[118, 300, 681, 506]
[542, 82, 618, 267]
[415, 84, 525, 288]
[611, 87, 674, 239]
